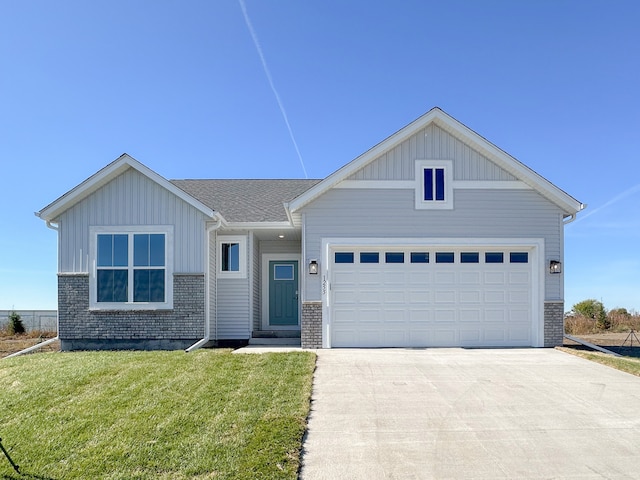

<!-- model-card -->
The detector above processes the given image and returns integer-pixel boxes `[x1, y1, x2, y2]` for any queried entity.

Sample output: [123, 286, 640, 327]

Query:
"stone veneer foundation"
[58, 273, 205, 351]
[301, 302, 322, 349]
[544, 301, 564, 347]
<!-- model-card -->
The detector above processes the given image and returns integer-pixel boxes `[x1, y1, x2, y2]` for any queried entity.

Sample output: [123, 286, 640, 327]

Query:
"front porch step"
[252, 330, 301, 339]
[248, 337, 301, 346]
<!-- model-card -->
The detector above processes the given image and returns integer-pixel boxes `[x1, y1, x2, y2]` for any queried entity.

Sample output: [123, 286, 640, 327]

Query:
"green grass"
[558, 347, 640, 377]
[0, 349, 316, 479]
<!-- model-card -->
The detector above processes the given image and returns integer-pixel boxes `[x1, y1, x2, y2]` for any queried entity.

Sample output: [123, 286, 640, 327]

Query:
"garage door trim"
[320, 237, 545, 348]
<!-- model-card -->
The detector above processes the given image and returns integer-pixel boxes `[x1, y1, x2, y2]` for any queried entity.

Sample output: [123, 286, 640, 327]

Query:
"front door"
[268, 260, 299, 326]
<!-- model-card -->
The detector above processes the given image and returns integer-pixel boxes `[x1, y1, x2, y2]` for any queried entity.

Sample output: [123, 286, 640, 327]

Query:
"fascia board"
[37, 154, 215, 221]
[223, 221, 296, 230]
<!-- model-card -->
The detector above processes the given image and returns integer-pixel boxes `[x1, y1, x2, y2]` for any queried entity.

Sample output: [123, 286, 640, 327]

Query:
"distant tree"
[8, 310, 25, 335]
[573, 299, 609, 330]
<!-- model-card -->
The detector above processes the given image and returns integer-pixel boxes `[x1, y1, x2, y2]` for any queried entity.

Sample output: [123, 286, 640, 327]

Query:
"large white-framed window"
[89, 226, 174, 310]
[415, 160, 453, 210]
[217, 235, 247, 279]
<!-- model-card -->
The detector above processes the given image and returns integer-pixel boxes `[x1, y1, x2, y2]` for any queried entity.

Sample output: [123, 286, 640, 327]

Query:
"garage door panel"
[435, 309, 456, 322]
[485, 291, 505, 303]
[435, 291, 456, 303]
[459, 291, 481, 303]
[459, 309, 481, 322]
[460, 330, 481, 344]
[435, 272, 456, 284]
[330, 246, 534, 348]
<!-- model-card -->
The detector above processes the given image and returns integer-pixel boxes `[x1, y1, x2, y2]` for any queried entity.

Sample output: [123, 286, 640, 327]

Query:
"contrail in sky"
[238, 0, 309, 179]
[573, 183, 640, 223]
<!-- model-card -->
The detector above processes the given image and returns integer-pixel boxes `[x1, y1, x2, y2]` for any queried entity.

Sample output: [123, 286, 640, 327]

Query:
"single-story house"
[37, 107, 584, 351]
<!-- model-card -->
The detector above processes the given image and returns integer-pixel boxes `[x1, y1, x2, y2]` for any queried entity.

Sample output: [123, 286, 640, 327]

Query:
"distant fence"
[0, 310, 57, 333]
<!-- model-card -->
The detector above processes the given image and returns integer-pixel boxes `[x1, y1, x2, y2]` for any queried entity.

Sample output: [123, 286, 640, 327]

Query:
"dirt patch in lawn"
[563, 331, 640, 358]
[0, 331, 59, 358]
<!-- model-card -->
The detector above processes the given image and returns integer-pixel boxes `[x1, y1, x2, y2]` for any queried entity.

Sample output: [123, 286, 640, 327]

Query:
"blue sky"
[1, 0, 639, 313]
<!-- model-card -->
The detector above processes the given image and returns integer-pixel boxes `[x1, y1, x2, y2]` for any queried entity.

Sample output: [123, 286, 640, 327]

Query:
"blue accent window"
[435, 168, 445, 201]
[97, 234, 128, 267]
[385, 252, 404, 263]
[410, 252, 429, 263]
[360, 252, 379, 263]
[424, 168, 446, 201]
[221, 243, 240, 271]
[334, 252, 354, 264]
[510, 252, 529, 263]
[461, 252, 479, 263]
[436, 252, 455, 263]
[134, 270, 165, 302]
[424, 169, 434, 201]
[485, 252, 504, 263]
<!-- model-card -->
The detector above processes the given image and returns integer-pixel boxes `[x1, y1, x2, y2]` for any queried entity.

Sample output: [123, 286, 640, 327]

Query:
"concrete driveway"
[299, 348, 640, 479]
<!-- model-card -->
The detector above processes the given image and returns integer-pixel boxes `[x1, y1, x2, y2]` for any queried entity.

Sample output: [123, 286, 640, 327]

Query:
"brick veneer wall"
[58, 273, 205, 350]
[544, 301, 564, 347]
[301, 302, 322, 349]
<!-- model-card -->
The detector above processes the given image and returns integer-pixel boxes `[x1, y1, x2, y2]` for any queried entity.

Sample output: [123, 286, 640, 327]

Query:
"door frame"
[261, 253, 302, 330]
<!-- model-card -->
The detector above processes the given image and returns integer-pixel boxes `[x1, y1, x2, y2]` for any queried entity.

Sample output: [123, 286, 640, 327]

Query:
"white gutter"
[563, 203, 587, 225]
[4, 337, 59, 360]
[185, 217, 223, 353]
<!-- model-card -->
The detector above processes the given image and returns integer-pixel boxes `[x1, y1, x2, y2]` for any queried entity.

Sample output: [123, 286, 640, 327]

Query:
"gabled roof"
[288, 107, 584, 216]
[37, 154, 215, 222]
[171, 179, 321, 223]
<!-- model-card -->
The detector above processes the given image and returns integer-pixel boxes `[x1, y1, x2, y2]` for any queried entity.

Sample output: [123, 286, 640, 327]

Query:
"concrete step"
[248, 337, 302, 346]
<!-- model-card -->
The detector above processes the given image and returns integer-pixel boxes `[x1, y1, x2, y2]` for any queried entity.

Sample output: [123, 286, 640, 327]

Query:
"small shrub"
[8, 310, 25, 335]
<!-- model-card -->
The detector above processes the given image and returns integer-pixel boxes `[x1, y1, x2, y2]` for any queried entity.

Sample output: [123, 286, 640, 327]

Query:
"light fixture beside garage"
[309, 259, 319, 275]
[549, 260, 562, 274]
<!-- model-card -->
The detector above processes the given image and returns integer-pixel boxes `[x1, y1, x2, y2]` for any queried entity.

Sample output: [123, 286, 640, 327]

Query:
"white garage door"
[330, 247, 534, 347]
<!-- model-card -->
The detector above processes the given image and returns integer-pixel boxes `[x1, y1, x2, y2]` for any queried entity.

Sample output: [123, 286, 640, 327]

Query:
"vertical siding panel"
[57, 168, 207, 274]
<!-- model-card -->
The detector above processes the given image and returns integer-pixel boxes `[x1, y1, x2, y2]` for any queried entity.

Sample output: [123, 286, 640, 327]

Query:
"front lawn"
[0, 349, 316, 479]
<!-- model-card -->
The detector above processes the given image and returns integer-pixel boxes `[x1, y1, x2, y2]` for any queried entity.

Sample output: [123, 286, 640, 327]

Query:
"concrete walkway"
[299, 348, 640, 479]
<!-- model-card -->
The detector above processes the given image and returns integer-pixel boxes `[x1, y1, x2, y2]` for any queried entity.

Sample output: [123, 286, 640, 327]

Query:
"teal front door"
[269, 261, 299, 326]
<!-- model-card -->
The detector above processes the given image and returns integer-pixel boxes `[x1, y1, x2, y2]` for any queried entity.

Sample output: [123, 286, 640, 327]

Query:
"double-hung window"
[415, 160, 453, 209]
[91, 227, 173, 309]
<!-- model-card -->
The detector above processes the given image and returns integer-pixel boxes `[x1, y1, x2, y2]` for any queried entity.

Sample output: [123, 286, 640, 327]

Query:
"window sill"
[89, 303, 173, 312]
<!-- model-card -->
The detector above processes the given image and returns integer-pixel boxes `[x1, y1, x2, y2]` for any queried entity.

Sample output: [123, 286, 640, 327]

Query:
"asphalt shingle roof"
[170, 179, 321, 222]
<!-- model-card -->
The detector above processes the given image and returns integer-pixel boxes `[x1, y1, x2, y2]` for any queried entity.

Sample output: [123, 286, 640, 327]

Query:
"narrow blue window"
[334, 252, 354, 264]
[385, 252, 404, 263]
[461, 252, 479, 263]
[436, 252, 455, 263]
[410, 252, 429, 263]
[485, 252, 504, 263]
[222, 243, 240, 271]
[435, 168, 445, 201]
[424, 168, 434, 201]
[510, 252, 529, 263]
[360, 252, 379, 263]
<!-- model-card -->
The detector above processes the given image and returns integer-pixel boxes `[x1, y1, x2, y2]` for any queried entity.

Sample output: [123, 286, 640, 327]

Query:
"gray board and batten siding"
[56, 168, 208, 274]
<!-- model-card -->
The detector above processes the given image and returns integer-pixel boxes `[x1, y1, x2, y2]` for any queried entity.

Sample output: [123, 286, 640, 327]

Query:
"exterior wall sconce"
[549, 260, 562, 274]
[309, 259, 319, 275]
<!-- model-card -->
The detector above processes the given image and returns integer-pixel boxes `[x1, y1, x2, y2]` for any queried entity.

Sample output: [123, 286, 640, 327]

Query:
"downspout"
[185, 217, 222, 352]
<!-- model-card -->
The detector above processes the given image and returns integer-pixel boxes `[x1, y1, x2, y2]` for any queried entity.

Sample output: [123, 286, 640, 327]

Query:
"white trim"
[89, 225, 174, 311]
[217, 235, 248, 279]
[335, 180, 415, 189]
[320, 237, 545, 348]
[415, 160, 454, 210]
[225, 221, 294, 230]
[333, 180, 531, 190]
[38, 154, 214, 221]
[261, 254, 302, 331]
